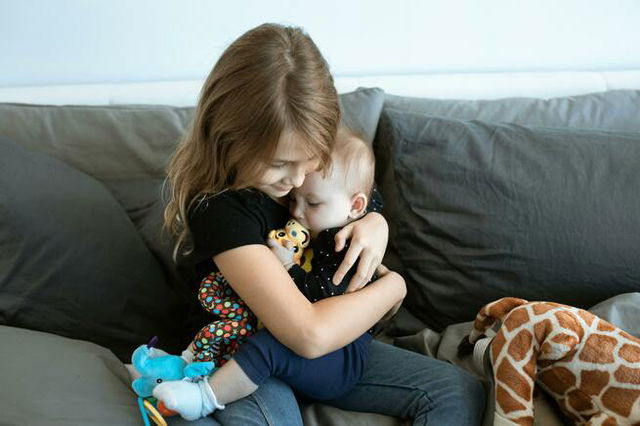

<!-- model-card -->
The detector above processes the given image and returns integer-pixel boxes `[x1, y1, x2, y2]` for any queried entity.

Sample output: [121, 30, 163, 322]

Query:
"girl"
[162, 23, 485, 425]
[155, 131, 382, 421]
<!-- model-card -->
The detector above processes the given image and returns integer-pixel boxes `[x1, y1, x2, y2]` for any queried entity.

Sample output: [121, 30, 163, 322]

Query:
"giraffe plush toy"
[464, 297, 640, 426]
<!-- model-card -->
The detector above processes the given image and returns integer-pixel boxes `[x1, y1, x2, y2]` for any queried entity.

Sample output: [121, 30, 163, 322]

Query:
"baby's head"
[290, 128, 375, 236]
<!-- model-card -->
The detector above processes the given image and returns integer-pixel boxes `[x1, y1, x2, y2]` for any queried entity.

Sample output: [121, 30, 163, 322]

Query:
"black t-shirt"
[185, 189, 290, 280]
[184, 187, 384, 283]
[182, 188, 383, 333]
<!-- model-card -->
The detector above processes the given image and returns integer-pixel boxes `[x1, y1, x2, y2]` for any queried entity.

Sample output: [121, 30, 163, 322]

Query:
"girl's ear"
[349, 192, 368, 219]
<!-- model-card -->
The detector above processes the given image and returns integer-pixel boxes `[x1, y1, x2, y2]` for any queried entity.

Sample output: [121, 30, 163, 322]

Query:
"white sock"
[153, 379, 225, 421]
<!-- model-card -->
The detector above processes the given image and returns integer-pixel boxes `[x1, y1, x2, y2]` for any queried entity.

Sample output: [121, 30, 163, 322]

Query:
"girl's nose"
[292, 203, 304, 220]
[289, 167, 306, 188]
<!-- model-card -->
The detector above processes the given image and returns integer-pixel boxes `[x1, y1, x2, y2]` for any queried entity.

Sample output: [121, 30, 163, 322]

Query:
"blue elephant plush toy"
[131, 339, 216, 425]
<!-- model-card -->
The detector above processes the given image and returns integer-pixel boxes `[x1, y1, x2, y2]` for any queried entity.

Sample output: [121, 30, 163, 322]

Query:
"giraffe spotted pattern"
[468, 297, 640, 426]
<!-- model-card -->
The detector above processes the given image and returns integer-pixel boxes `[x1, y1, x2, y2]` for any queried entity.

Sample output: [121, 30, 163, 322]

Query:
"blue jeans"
[171, 339, 486, 426]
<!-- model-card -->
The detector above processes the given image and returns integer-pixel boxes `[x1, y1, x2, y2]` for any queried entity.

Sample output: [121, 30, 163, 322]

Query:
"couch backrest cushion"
[377, 110, 640, 330]
[379, 91, 640, 278]
[0, 137, 189, 361]
[384, 90, 640, 131]
[0, 104, 193, 181]
[0, 88, 384, 183]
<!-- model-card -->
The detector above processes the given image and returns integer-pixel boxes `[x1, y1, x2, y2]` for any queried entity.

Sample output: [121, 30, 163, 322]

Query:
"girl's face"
[254, 130, 320, 200]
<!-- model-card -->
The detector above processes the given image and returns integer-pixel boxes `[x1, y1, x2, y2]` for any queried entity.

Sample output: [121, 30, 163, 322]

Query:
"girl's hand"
[267, 238, 296, 269]
[332, 212, 389, 292]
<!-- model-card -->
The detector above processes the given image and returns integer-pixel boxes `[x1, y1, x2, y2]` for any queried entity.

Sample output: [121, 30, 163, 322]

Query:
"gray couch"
[2, 88, 640, 425]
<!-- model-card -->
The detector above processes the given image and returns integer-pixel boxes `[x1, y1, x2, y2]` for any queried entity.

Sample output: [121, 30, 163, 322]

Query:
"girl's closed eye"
[270, 162, 287, 169]
[307, 201, 321, 207]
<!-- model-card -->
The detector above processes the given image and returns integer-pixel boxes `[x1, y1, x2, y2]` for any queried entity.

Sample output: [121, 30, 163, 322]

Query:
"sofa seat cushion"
[0, 325, 141, 425]
[0, 137, 189, 361]
[376, 110, 640, 330]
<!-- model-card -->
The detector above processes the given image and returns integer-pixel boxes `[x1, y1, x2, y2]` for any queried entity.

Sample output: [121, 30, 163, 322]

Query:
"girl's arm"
[332, 211, 388, 292]
[214, 244, 405, 359]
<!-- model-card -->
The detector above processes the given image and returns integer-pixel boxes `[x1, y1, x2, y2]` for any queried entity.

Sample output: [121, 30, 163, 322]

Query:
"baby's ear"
[349, 192, 368, 219]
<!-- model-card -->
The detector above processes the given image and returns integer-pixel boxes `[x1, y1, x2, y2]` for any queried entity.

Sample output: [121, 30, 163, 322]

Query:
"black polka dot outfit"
[288, 228, 365, 302]
[287, 186, 384, 301]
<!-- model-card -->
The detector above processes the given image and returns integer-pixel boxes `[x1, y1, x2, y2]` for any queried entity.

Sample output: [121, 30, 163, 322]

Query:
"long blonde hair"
[164, 23, 340, 260]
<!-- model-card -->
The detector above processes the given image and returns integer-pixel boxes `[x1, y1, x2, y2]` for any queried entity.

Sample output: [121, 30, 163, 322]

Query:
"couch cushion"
[384, 90, 640, 131]
[0, 325, 141, 426]
[0, 104, 192, 182]
[0, 88, 384, 184]
[340, 87, 385, 145]
[376, 110, 640, 330]
[0, 324, 398, 426]
[0, 137, 189, 361]
[377, 90, 640, 277]
[588, 292, 640, 337]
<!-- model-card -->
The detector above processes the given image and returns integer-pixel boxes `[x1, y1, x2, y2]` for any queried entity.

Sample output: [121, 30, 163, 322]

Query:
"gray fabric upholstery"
[340, 87, 385, 144]
[0, 88, 384, 185]
[377, 90, 640, 291]
[376, 110, 640, 330]
[0, 137, 186, 361]
[384, 90, 640, 131]
[0, 325, 140, 426]
[589, 292, 640, 337]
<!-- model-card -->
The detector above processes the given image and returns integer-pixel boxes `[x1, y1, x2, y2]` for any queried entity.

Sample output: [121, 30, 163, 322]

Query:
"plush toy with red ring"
[131, 337, 215, 426]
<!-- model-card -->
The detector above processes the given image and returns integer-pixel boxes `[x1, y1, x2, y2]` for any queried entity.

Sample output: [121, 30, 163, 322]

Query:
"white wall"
[2, 0, 640, 87]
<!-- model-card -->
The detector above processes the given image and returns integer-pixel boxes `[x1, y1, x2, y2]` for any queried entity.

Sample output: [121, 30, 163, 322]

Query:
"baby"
[271, 127, 378, 302]
[154, 129, 385, 420]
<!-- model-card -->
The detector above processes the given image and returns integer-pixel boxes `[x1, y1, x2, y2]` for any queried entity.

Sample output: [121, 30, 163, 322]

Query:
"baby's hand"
[267, 238, 296, 269]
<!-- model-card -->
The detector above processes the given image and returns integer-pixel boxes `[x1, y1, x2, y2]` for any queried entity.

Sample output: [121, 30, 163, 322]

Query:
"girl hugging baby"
[155, 130, 385, 420]
[159, 22, 484, 426]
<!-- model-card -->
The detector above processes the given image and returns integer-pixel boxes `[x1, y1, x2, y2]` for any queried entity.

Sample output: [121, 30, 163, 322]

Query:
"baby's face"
[290, 169, 353, 236]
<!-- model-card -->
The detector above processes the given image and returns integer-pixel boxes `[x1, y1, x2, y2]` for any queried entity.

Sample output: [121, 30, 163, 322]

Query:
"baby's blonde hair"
[330, 128, 376, 199]
[164, 23, 340, 260]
